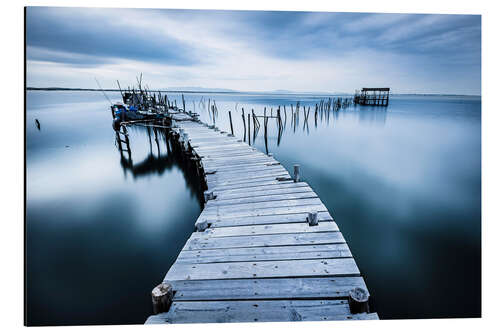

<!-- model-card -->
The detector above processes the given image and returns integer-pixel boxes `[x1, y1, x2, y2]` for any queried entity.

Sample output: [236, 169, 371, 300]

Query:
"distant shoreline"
[25, 87, 481, 98]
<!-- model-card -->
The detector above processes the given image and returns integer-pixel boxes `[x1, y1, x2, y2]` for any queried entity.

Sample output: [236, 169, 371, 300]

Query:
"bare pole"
[228, 111, 234, 136]
[283, 105, 287, 126]
[241, 108, 246, 142]
[248, 113, 251, 145]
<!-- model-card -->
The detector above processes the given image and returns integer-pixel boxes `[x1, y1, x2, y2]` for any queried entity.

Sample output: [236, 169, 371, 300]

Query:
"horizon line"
[25, 86, 482, 97]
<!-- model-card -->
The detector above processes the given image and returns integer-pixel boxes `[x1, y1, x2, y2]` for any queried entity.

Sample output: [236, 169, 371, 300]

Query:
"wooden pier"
[354, 88, 390, 106]
[144, 113, 378, 324]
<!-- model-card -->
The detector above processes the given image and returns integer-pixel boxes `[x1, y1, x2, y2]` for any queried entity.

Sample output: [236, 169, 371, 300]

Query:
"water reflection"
[26, 91, 480, 323]
[116, 124, 205, 206]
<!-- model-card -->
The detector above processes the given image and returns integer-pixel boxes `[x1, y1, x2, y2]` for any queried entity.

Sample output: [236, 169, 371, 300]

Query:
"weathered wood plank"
[193, 142, 253, 151]
[198, 204, 329, 222]
[206, 166, 287, 181]
[195, 147, 257, 156]
[207, 191, 318, 207]
[202, 156, 275, 166]
[211, 179, 295, 192]
[205, 160, 281, 172]
[205, 164, 286, 176]
[165, 257, 359, 281]
[202, 198, 324, 215]
[206, 172, 291, 189]
[176, 243, 351, 264]
[200, 150, 265, 159]
[145, 300, 378, 324]
[183, 231, 345, 250]
[213, 182, 309, 198]
[169, 276, 367, 300]
[194, 221, 338, 238]
[210, 211, 333, 228]
[214, 182, 310, 198]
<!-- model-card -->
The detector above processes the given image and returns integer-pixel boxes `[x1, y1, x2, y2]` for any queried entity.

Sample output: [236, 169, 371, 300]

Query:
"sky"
[26, 7, 481, 95]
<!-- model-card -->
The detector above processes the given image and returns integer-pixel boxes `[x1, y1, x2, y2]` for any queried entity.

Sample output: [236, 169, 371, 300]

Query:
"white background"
[1, 0, 497, 332]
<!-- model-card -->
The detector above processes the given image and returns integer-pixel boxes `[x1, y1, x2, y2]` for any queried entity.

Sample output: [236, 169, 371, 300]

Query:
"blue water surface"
[26, 91, 481, 325]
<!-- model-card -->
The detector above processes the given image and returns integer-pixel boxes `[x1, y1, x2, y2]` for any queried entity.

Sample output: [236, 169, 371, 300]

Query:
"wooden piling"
[241, 108, 246, 141]
[348, 287, 370, 314]
[152, 282, 173, 315]
[248, 113, 251, 144]
[307, 211, 318, 226]
[228, 111, 234, 136]
[293, 164, 300, 182]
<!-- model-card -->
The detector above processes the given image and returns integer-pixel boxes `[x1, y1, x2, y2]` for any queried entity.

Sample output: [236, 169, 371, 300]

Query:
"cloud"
[26, 7, 200, 66]
[25, 7, 481, 95]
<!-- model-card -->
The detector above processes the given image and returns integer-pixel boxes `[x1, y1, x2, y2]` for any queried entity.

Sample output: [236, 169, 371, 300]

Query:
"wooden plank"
[165, 257, 359, 281]
[207, 172, 288, 185]
[202, 198, 324, 214]
[203, 160, 276, 171]
[206, 172, 290, 189]
[200, 150, 264, 158]
[145, 300, 378, 324]
[204, 159, 278, 170]
[192, 142, 252, 150]
[183, 231, 345, 250]
[206, 191, 318, 207]
[198, 204, 328, 222]
[210, 179, 293, 192]
[206, 178, 291, 193]
[210, 211, 333, 228]
[201, 156, 274, 166]
[206, 165, 287, 180]
[214, 184, 313, 201]
[205, 160, 281, 172]
[169, 276, 367, 300]
[193, 221, 338, 238]
[176, 243, 351, 264]
[205, 164, 286, 176]
[195, 146, 256, 155]
[213, 181, 309, 198]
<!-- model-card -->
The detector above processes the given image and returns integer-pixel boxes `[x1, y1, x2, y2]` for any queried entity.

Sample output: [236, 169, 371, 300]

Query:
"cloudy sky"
[26, 7, 481, 94]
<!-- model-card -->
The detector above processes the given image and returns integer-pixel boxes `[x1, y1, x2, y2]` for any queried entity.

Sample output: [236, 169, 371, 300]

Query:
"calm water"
[26, 91, 481, 325]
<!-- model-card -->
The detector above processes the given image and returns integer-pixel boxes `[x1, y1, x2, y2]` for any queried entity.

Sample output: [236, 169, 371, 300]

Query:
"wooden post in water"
[248, 113, 251, 144]
[152, 282, 173, 315]
[293, 164, 300, 182]
[278, 106, 283, 129]
[348, 287, 370, 314]
[241, 108, 246, 141]
[228, 111, 234, 136]
[264, 108, 269, 136]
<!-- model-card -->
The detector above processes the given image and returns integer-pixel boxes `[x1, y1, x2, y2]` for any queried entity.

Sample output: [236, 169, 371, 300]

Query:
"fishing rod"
[95, 78, 112, 105]
[116, 80, 124, 99]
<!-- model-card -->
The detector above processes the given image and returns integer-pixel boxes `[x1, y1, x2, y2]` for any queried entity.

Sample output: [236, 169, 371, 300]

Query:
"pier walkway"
[145, 115, 378, 324]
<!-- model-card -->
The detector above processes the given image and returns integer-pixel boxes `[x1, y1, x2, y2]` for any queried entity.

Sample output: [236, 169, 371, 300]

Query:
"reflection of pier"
[114, 123, 205, 205]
